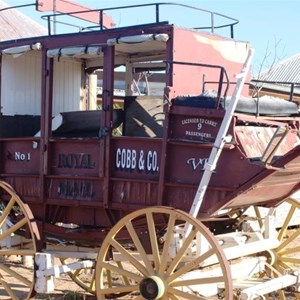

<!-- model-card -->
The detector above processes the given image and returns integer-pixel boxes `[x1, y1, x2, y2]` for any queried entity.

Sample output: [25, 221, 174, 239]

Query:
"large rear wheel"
[96, 206, 233, 299]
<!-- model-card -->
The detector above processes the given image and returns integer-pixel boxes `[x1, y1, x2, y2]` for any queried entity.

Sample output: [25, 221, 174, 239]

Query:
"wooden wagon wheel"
[59, 255, 130, 295]
[0, 181, 38, 300]
[95, 206, 233, 299]
[264, 197, 300, 299]
[244, 198, 300, 299]
[59, 257, 96, 294]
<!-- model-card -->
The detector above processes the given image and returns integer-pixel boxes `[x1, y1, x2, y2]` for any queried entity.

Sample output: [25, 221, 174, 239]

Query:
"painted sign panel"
[111, 139, 162, 180]
[170, 115, 221, 142]
[50, 141, 101, 176]
[47, 178, 102, 201]
[1, 140, 40, 174]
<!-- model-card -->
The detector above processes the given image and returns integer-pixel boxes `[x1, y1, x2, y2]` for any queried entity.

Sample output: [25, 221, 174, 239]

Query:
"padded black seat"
[172, 94, 299, 116]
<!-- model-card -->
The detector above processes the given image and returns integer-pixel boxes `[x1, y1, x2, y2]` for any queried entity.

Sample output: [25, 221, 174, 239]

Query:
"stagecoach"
[0, 3, 300, 299]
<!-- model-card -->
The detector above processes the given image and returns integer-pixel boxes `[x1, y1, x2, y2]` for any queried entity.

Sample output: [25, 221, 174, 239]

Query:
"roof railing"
[0, 3, 38, 12]
[41, 2, 239, 38]
[166, 60, 230, 108]
[251, 79, 300, 102]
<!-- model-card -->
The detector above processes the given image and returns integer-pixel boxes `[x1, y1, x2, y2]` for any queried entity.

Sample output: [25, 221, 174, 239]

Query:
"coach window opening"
[44, 45, 110, 139]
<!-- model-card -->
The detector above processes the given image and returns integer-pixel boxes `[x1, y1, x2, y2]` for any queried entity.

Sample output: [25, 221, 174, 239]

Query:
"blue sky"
[4, 0, 299, 75]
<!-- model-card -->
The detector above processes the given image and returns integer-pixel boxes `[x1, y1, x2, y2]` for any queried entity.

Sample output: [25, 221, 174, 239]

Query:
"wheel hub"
[139, 276, 165, 300]
[259, 250, 276, 265]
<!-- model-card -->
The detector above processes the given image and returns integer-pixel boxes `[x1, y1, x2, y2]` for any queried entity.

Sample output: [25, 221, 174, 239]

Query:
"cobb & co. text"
[115, 148, 159, 173]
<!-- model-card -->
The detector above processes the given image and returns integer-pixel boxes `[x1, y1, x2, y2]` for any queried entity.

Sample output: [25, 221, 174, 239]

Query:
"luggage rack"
[41, 2, 239, 36]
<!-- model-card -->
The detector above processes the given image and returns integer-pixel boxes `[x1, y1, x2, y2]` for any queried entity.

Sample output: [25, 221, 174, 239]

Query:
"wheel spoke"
[277, 289, 287, 300]
[159, 213, 176, 274]
[166, 226, 197, 276]
[146, 211, 160, 271]
[0, 263, 32, 286]
[0, 276, 19, 300]
[117, 261, 130, 286]
[276, 259, 293, 272]
[287, 198, 300, 208]
[279, 256, 300, 265]
[110, 238, 149, 276]
[277, 204, 296, 241]
[107, 268, 114, 289]
[168, 293, 180, 300]
[133, 296, 144, 300]
[0, 217, 27, 241]
[0, 197, 16, 227]
[126, 220, 154, 273]
[168, 248, 215, 283]
[100, 261, 143, 282]
[276, 228, 300, 252]
[89, 269, 96, 291]
[100, 284, 139, 294]
[60, 257, 96, 294]
[279, 245, 300, 256]
[254, 206, 263, 229]
[168, 286, 207, 300]
[170, 276, 225, 287]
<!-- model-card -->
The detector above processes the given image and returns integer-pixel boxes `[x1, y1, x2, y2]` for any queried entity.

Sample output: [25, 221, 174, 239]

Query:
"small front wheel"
[0, 181, 39, 299]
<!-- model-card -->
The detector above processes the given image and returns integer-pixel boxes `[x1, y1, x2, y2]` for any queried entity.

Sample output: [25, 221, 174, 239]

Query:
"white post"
[125, 59, 134, 96]
[35, 253, 55, 293]
[88, 73, 98, 110]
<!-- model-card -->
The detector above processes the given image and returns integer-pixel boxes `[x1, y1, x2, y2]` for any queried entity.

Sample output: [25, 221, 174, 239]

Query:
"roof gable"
[254, 53, 300, 83]
[0, 1, 47, 41]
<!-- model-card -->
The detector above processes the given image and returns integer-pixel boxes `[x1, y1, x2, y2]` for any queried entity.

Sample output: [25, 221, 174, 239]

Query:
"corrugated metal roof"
[0, 1, 47, 41]
[254, 53, 300, 83]
[252, 53, 300, 96]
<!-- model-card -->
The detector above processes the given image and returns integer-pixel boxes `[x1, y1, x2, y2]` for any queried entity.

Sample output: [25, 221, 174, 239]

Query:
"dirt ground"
[33, 274, 96, 300]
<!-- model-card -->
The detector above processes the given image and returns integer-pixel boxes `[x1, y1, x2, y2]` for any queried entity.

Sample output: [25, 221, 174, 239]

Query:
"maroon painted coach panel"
[170, 114, 222, 142]
[169, 106, 225, 142]
[46, 177, 103, 202]
[108, 137, 162, 209]
[0, 139, 40, 174]
[164, 142, 262, 188]
[110, 137, 162, 180]
[49, 140, 102, 177]
[110, 179, 160, 209]
[1, 176, 41, 200]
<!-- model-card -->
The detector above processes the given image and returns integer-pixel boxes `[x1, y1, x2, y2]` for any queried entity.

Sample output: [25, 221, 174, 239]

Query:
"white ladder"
[186, 47, 254, 222]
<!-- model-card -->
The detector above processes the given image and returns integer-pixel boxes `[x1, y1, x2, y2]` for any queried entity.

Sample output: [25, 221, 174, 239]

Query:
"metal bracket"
[99, 127, 109, 137]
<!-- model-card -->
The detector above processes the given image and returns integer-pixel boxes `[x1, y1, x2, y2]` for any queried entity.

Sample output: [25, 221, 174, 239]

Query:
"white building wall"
[52, 58, 82, 116]
[1, 52, 42, 115]
[1, 52, 82, 116]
